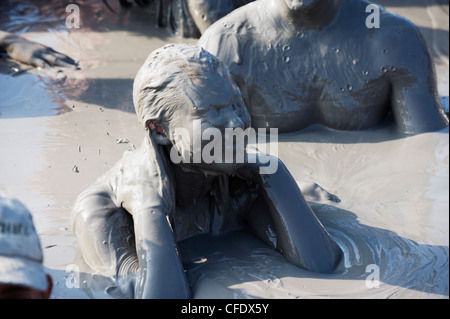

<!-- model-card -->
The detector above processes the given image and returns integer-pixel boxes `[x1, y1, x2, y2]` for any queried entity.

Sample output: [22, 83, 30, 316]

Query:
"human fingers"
[42, 50, 79, 69]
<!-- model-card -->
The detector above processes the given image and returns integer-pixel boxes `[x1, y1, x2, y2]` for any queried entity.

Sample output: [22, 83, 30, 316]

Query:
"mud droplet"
[390, 66, 397, 72]
[116, 138, 129, 144]
[383, 49, 389, 54]
[192, 257, 207, 264]
[335, 48, 340, 53]
[283, 56, 291, 63]
[381, 66, 388, 73]
[296, 32, 305, 39]
[363, 70, 369, 76]
[56, 70, 66, 80]
[346, 84, 353, 91]
[222, 22, 233, 29]
[282, 44, 291, 52]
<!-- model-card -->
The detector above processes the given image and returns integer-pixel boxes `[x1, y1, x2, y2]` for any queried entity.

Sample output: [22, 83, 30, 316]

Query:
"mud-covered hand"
[0, 31, 79, 69]
[237, 152, 343, 273]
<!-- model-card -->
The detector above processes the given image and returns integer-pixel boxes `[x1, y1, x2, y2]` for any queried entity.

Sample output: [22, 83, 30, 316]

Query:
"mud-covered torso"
[170, 163, 258, 241]
[201, 1, 396, 132]
[240, 35, 392, 132]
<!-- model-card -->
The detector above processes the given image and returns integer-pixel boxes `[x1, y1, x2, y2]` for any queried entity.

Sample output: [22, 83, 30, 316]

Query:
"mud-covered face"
[284, 0, 318, 10]
[159, 64, 251, 175]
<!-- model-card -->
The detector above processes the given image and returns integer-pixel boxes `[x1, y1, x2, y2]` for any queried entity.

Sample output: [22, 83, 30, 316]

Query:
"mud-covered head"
[133, 44, 251, 174]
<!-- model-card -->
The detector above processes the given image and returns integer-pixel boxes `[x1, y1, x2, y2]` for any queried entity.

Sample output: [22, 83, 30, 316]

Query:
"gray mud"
[0, 0, 448, 298]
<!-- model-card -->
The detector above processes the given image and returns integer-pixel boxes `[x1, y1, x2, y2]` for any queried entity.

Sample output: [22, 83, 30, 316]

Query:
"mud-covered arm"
[387, 24, 448, 134]
[132, 208, 190, 298]
[116, 138, 190, 298]
[237, 153, 342, 273]
[0, 30, 79, 69]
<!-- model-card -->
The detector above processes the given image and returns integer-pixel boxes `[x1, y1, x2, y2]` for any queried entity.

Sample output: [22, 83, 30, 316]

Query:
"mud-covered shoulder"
[199, 1, 259, 61]
[376, 7, 431, 60]
[72, 136, 174, 220]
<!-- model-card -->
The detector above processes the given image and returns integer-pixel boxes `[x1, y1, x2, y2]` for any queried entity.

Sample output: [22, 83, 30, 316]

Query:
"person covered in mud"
[199, 0, 449, 134]
[71, 44, 342, 299]
[111, 0, 255, 38]
[0, 30, 78, 69]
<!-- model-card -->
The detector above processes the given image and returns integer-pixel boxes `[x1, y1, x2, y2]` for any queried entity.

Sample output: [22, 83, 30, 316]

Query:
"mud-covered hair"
[133, 44, 233, 131]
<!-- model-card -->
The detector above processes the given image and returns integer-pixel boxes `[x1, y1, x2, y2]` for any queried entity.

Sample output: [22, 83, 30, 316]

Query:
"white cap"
[0, 197, 48, 291]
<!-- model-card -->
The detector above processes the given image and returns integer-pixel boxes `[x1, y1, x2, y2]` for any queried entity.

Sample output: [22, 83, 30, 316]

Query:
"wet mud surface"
[0, 0, 448, 298]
